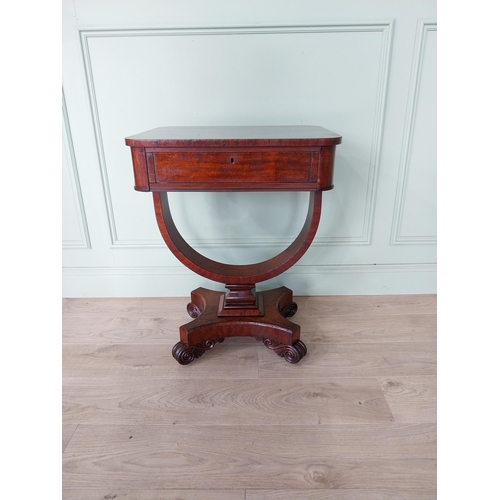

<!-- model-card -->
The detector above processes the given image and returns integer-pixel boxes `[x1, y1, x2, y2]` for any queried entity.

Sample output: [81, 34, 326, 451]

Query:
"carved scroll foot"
[261, 338, 307, 364]
[172, 338, 225, 365]
[186, 302, 202, 318]
[280, 301, 298, 318]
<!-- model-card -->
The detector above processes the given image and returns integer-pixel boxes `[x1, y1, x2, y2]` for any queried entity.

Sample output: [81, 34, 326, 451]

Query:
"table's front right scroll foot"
[172, 338, 224, 365]
[261, 338, 307, 363]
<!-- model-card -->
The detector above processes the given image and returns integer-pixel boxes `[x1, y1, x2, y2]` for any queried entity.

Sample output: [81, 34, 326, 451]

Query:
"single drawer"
[151, 149, 318, 185]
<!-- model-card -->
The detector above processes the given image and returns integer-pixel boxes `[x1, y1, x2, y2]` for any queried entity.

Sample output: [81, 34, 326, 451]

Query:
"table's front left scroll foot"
[172, 338, 225, 365]
[261, 338, 307, 364]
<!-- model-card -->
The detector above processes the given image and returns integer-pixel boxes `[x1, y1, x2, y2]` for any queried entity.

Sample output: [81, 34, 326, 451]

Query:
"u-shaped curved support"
[153, 191, 323, 285]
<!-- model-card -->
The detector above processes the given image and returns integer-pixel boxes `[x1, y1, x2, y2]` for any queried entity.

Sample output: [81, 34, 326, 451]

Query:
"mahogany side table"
[125, 126, 341, 365]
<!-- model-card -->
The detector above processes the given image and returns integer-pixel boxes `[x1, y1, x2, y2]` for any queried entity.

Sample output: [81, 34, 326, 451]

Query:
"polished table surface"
[126, 125, 342, 364]
[126, 125, 341, 192]
[125, 125, 341, 144]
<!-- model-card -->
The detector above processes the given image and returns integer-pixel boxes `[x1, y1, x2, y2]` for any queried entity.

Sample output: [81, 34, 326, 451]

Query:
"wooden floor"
[62, 294, 437, 499]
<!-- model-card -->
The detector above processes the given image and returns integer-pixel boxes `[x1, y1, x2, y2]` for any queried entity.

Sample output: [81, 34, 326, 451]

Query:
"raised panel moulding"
[62, 262, 436, 297]
[78, 23, 393, 249]
[62, 89, 91, 249]
[390, 21, 437, 245]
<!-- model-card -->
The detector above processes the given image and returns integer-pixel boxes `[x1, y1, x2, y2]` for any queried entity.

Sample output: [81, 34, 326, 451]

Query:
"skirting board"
[62, 263, 436, 297]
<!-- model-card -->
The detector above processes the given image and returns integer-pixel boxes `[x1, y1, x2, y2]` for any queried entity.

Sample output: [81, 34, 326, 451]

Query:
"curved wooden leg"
[153, 192, 321, 365]
[153, 191, 323, 285]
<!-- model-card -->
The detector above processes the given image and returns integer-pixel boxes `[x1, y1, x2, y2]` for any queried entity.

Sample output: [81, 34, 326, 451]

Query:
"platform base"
[172, 286, 306, 365]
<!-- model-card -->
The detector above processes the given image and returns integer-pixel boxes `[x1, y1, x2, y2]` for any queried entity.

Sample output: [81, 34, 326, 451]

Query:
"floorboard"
[62, 424, 436, 489]
[259, 342, 436, 378]
[63, 377, 394, 425]
[62, 294, 437, 497]
[62, 490, 245, 499]
[63, 342, 259, 379]
[246, 490, 437, 499]
[378, 376, 437, 423]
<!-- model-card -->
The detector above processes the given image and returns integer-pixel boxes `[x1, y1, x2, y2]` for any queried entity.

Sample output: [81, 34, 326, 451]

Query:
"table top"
[126, 125, 341, 192]
[125, 125, 342, 148]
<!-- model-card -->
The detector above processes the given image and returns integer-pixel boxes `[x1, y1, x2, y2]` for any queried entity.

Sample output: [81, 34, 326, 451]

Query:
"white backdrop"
[62, 0, 436, 297]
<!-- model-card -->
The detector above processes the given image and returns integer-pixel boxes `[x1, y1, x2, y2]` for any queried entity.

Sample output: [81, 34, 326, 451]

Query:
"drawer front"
[151, 150, 317, 185]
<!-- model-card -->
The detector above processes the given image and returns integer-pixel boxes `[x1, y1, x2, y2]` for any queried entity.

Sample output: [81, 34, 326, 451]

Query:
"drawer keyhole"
[230, 157, 235, 164]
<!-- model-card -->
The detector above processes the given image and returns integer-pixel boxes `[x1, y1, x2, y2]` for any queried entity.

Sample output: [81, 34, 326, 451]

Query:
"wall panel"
[62, 92, 91, 249]
[62, 1, 436, 296]
[391, 22, 437, 245]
